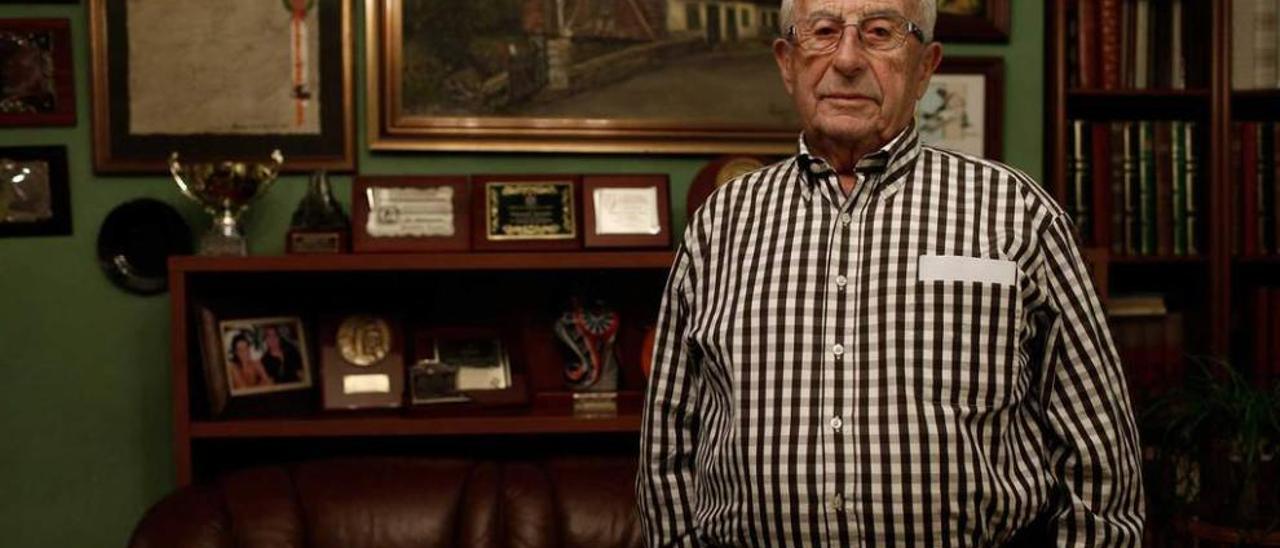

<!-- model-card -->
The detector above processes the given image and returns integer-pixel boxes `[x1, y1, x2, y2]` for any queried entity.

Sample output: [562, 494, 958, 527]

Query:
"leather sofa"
[128, 456, 644, 548]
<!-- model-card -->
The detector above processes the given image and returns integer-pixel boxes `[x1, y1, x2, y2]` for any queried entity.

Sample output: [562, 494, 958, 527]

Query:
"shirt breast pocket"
[914, 257, 1025, 410]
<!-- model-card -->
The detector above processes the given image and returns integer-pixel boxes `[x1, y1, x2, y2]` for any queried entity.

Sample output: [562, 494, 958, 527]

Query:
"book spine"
[1256, 0, 1279, 90]
[1100, 0, 1122, 90]
[1092, 122, 1112, 249]
[1110, 122, 1127, 254]
[1233, 0, 1259, 90]
[1172, 121, 1187, 255]
[1171, 0, 1185, 89]
[1073, 120, 1091, 241]
[1256, 286, 1271, 388]
[1078, 0, 1098, 89]
[1243, 122, 1260, 255]
[1274, 123, 1280, 254]
[1140, 121, 1156, 255]
[1262, 123, 1275, 254]
[1184, 122, 1198, 255]
[1123, 122, 1138, 254]
[1155, 121, 1173, 255]
[1135, 0, 1150, 89]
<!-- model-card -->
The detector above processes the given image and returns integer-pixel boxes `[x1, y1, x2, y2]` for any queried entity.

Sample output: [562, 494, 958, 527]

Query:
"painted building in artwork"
[666, 0, 782, 42]
[524, 0, 669, 42]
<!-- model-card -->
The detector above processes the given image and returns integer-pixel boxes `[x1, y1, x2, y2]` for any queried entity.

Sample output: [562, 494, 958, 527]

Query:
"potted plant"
[1142, 356, 1280, 534]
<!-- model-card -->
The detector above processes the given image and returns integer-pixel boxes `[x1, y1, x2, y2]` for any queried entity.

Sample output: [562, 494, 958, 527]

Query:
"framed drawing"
[918, 56, 1003, 160]
[366, 0, 798, 154]
[89, 0, 354, 173]
[0, 145, 71, 237]
[0, 18, 75, 126]
[934, 0, 1009, 43]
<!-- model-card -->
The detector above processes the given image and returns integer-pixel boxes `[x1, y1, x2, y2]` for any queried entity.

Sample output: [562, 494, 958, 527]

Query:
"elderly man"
[636, 0, 1145, 546]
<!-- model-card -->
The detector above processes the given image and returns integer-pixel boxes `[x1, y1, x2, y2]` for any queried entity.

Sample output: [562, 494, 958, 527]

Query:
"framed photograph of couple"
[366, 0, 799, 154]
[918, 56, 1003, 161]
[88, 0, 354, 172]
[218, 316, 312, 397]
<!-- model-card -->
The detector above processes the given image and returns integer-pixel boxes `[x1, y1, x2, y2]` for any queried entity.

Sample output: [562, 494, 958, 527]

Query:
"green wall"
[0, 2, 1042, 546]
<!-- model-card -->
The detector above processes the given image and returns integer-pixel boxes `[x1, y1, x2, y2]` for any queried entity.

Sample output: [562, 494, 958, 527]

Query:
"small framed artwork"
[218, 316, 313, 397]
[352, 175, 470, 253]
[88, 0, 354, 172]
[0, 18, 75, 126]
[918, 57, 1004, 160]
[471, 175, 582, 252]
[0, 145, 71, 237]
[582, 175, 671, 249]
[935, 0, 1010, 43]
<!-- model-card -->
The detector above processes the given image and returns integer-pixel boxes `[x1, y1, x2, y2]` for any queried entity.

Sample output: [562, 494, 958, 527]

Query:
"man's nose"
[831, 27, 871, 75]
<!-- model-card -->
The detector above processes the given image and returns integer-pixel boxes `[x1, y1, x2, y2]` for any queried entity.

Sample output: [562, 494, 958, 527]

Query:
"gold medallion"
[337, 315, 391, 367]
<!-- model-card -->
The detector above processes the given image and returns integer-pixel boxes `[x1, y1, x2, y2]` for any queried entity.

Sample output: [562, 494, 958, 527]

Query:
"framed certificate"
[352, 176, 470, 253]
[471, 175, 581, 251]
[583, 175, 671, 249]
[409, 325, 528, 408]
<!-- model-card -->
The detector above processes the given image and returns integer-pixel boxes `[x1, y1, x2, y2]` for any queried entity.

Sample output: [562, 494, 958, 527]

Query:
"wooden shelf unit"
[168, 251, 674, 484]
[1046, 0, 1230, 355]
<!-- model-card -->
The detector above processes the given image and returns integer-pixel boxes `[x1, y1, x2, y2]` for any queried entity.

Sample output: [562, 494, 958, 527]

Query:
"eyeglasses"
[787, 14, 927, 54]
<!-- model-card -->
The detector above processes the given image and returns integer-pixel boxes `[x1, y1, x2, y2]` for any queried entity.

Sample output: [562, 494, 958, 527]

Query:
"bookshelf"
[1049, 0, 1280, 541]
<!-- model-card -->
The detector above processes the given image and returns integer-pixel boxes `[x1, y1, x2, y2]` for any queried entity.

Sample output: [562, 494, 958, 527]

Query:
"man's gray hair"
[779, 0, 937, 43]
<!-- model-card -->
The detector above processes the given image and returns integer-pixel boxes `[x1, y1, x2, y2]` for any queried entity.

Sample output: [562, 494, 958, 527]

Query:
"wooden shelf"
[1066, 89, 1211, 119]
[190, 413, 642, 439]
[170, 251, 676, 273]
[1109, 255, 1209, 265]
[1231, 89, 1280, 120]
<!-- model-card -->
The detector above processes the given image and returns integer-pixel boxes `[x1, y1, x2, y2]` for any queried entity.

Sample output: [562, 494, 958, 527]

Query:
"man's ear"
[773, 38, 796, 97]
[914, 41, 944, 99]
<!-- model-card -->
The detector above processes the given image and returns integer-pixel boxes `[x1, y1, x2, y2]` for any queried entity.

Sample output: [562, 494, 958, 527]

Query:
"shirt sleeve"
[1034, 213, 1146, 546]
[636, 240, 702, 548]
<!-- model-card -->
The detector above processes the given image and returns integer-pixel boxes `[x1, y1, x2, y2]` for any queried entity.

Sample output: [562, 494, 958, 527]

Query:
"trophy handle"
[266, 149, 284, 178]
[168, 152, 198, 202]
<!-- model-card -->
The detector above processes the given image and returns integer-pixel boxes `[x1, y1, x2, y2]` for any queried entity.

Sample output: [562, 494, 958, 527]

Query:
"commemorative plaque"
[287, 170, 350, 254]
[686, 155, 768, 220]
[582, 175, 671, 249]
[320, 314, 405, 410]
[410, 326, 525, 407]
[352, 176, 470, 253]
[471, 175, 581, 251]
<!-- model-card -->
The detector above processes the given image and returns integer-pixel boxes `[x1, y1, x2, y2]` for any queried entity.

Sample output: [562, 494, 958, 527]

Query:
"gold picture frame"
[366, 0, 797, 154]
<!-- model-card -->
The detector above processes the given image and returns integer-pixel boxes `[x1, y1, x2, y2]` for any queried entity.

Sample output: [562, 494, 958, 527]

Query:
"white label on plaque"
[366, 186, 455, 237]
[456, 366, 509, 391]
[593, 187, 661, 235]
[343, 374, 391, 394]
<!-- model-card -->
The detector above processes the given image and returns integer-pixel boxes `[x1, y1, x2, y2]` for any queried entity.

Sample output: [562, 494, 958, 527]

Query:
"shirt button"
[809, 163, 825, 173]
[835, 275, 848, 288]
[830, 416, 844, 432]
[840, 213, 852, 225]
[832, 344, 844, 356]
[830, 492, 844, 512]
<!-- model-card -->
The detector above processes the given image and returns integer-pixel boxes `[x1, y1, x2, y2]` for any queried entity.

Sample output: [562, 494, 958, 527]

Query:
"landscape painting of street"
[398, 0, 801, 129]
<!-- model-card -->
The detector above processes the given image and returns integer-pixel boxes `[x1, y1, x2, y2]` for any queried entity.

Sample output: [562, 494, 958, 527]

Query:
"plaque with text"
[410, 325, 528, 407]
[320, 314, 405, 410]
[471, 175, 581, 251]
[583, 175, 671, 249]
[353, 176, 470, 253]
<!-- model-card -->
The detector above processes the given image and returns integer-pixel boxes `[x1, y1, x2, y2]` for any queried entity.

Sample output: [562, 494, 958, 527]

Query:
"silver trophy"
[168, 150, 283, 256]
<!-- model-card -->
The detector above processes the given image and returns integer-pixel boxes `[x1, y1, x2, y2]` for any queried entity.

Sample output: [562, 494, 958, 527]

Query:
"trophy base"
[198, 233, 248, 257]
[287, 229, 349, 254]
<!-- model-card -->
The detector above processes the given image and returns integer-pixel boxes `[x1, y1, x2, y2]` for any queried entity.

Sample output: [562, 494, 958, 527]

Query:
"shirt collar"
[795, 123, 922, 191]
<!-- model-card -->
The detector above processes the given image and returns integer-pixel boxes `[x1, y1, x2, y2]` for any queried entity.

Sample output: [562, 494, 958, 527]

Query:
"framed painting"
[0, 18, 75, 126]
[0, 145, 71, 237]
[366, 0, 799, 154]
[89, 0, 354, 173]
[935, 0, 1009, 43]
[918, 56, 1003, 160]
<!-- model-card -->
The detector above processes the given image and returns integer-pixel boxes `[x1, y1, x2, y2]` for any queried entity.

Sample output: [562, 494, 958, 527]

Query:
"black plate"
[97, 198, 192, 295]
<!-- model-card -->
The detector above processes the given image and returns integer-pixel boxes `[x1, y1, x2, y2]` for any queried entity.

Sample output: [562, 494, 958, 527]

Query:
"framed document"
[582, 175, 670, 249]
[352, 176, 470, 253]
[0, 18, 75, 127]
[471, 175, 581, 252]
[319, 314, 405, 410]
